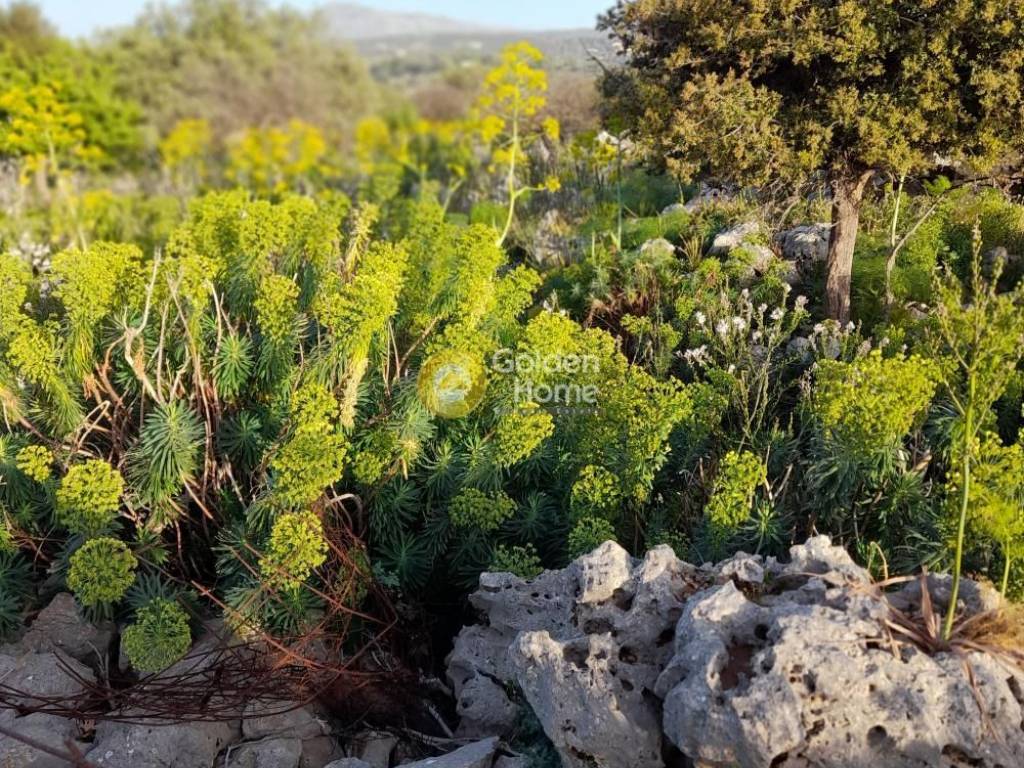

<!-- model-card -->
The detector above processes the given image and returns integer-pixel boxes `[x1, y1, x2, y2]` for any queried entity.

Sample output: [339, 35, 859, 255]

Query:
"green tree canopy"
[0, 4, 143, 167]
[599, 0, 1024, 320]
[95, 0, 380, 144]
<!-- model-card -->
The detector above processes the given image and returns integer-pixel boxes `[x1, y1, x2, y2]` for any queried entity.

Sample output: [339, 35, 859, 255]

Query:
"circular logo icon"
[417, 350, 487, 418]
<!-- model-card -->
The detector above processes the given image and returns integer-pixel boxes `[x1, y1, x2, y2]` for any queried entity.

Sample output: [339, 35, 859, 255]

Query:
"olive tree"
[599, 0, 1024, 321]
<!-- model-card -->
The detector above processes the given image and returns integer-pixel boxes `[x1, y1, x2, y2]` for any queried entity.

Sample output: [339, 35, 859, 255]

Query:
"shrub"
[494, 405, 554, 467]
[811, 351, 937, 460]
[122, 598, 192, 673]
[270, 382, 348, 508]
[67, 537, 137, 607]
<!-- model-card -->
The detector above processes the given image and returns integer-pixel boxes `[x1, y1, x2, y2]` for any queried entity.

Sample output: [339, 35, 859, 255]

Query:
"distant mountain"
[316, 3, 618, 81]
[318, 3, 500, 40]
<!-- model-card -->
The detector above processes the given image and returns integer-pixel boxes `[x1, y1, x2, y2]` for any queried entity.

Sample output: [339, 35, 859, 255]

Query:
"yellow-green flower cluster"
[271, 382, 348, 507]
[449, 488, 516, 532]
[67, 537, 137, 606]
[351, 429, 396, 486]
[567, 517, 617, 559]
[490, 543, 543, 579]
[260, 510, 329, 591]
[706, 450, 766, 532]
[55, 459, 124, 536]
[15, 445, 52, 483]
[254, 274, 300, 349]
[494, 404, 553, 467]
[812, 350, 937, 458]
[122, 598, 192, 673]
[51, 242, 142, 377]
[570, 465, 623, 521]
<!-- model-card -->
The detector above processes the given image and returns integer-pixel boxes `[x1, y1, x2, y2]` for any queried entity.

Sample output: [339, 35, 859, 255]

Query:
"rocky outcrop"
[448, 542, 705, 768]
[448, 537, 1024, 768]
[776, 223, 831, 273]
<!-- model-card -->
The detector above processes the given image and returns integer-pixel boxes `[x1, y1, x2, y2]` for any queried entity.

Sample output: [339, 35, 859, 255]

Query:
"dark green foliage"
[128, 400, 205, 516]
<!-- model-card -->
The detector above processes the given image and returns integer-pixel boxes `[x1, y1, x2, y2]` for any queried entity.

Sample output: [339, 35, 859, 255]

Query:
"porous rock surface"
[448, 536, 1024, 768]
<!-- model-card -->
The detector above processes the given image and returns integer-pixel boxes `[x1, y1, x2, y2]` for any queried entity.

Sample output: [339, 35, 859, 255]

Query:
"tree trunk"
[825, 171, 873, 323]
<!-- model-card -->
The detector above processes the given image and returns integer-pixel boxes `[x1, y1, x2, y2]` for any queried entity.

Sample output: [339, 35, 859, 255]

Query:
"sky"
[32, 0, 612, 38]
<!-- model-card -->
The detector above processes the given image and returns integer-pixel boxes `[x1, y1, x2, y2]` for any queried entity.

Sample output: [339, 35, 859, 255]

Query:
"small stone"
[324, 760, 374, 768]
[351, 730, 398, 768]
[229, 737, 302, 768]
[398, 737, 498, 768]
[709, 220, 762, 255]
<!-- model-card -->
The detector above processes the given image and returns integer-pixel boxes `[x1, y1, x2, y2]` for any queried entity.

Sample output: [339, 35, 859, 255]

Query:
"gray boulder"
[658, 568, 1023, 767]
[683, 185, 734, 213]
[638, 237, 675, 260]
[349, 730, 399, 768]
[449, 542, 703, 768]
[86, 628, 241, 768]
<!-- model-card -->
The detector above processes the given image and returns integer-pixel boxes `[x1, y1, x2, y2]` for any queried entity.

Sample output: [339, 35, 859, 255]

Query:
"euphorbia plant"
[930, 226, 1024, 638]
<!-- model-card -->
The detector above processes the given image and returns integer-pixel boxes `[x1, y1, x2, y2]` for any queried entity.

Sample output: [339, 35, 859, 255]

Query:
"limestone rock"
[658, 575, 1024, 767]
[87, 719, 239, 768]
[0, 712, 88, 768]
[531, 209, 571, 267]
[776, 224, 830, 271]
[709, 220, 762, 255]
[398, 737, 498, 768]
[228, 736, 303, 768]
[511, 631, 662, 768]
[350, 730, 398, 768]
[638, 237, 675, 260]
[19, 593, 113, 665]
[450, 543, 702, 768]
[683, 185, 733, 213]
[454, 675, 518, 738]
[446, 563, 580, 733]
[0, 651, 95, 767]
[241, 699, 338, 767]
[450, 536, 1024, 768]
[325, 760, 374, 768]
